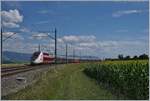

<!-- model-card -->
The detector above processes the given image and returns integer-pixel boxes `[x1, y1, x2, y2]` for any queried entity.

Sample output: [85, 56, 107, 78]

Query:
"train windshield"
[31, 52, 41, 60]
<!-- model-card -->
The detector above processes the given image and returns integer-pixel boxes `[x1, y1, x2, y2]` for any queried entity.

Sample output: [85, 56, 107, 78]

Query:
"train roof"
[33, 51, 54, 56]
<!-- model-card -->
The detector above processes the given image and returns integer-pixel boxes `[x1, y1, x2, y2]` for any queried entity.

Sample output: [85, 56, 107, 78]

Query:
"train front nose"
[31, 56, 36, 64]
[31, 52, 41, 64]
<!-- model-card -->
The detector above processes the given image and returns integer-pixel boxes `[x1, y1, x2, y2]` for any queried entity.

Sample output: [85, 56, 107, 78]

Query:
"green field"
[84, 60, 149, 100]
[2, 60, 148, 100]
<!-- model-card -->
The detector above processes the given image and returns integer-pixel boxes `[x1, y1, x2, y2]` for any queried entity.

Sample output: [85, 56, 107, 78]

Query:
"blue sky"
[1, 1, 149, 59]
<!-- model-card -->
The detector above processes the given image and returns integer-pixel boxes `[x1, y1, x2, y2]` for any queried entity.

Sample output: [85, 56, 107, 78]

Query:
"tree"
[133, 55, 138, 60]
[139, 54, 149, 59]
[118, 54, 124, 60]
[125, 56, 130, 60]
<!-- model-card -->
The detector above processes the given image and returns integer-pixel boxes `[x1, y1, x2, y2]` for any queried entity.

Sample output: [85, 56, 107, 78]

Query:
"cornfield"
[83, 60, 149, 99]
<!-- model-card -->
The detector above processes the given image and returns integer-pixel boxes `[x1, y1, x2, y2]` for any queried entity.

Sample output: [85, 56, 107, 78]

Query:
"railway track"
[1, 64, 52, 78]
[1, 63, 75, 78]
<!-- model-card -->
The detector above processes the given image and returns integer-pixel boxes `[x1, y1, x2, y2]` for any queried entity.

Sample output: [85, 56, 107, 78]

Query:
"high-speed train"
[30, 51, 80, 65]
[31, 51, 55, 65]
[30, 51, 100, 65]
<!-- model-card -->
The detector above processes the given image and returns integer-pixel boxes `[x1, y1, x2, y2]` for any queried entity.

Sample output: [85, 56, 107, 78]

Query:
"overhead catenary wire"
[2, 32, 17, 42]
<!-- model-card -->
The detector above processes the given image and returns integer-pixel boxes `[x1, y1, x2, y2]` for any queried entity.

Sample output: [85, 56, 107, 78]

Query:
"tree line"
[105, 54, 149, 61]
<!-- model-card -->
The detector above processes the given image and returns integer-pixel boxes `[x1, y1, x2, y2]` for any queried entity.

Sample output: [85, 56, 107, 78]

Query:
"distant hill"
[2, 51, 100, 64]
[2, 51, 32, 63]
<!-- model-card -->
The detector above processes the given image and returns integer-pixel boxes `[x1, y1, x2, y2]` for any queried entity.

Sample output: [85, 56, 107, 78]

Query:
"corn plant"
[84, 60, 149, 99]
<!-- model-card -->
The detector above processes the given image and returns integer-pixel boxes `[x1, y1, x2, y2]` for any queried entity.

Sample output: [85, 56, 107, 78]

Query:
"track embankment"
[1, 64, 62, 97]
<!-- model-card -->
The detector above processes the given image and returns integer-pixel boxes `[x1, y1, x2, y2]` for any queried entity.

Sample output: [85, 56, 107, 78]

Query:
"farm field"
[2, 60, 149, 100]
[84, 60, 149, 100]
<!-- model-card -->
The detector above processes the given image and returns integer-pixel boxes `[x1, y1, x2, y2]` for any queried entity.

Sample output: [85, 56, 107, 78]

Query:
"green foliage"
[118, 54, 124, 60]
[139, 54, 149, 59]
[84, 60, 149, 100]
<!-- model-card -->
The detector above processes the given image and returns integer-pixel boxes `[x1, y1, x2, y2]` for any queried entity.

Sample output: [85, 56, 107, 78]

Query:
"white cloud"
[57, 35, 145, 51]
[57, 38, 64, 43]
[62, 35, 80, 43]
[112, 10, 142, 17]
[31, 32, 49, 40]
[20, 27, 30, 32]
[2, 22, 20, 28]
[3, 42, 38, 54]
[2, 32, 15, 37]
[58, 35, 117, 54]
[98, 41, 118, 47]
[79, 35, 96, 42]
[78, 41, 98, 48]
[60, 35, 96, 43]
[1, 9, 23, 28]
[3, 33, 148, 58]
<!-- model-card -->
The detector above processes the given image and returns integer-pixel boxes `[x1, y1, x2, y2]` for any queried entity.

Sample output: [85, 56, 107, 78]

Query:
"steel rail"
[1, 64, 52, 78]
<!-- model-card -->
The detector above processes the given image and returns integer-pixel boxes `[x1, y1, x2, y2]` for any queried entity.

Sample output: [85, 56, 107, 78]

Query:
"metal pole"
[66, 44, 68, 64]
[55, 28, 57, 64]
[38, 44, 40, 52]
[1, 28, 2, 64]
[73, 48, 75, 60]
[80, 50, 81, 60]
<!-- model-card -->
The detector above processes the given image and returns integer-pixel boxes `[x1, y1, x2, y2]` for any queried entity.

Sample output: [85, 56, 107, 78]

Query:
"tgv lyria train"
[30, 51, 80, 65]
[31, 51, 55, 64]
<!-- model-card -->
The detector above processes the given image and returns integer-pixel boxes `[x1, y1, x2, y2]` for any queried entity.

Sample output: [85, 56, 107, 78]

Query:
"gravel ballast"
[1, 64, 61, 97]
